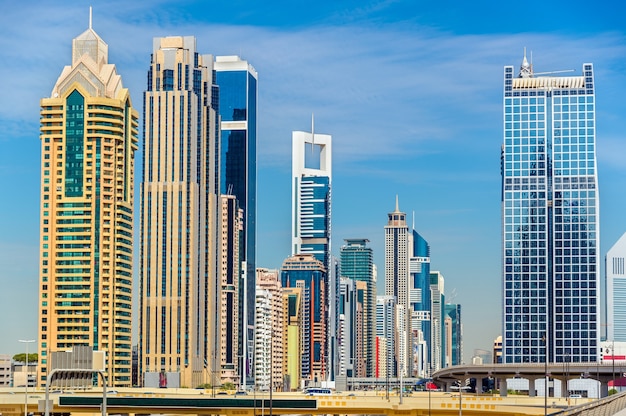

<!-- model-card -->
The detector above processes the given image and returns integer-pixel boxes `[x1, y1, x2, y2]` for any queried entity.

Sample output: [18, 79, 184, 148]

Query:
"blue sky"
[1, 0, 625, 364]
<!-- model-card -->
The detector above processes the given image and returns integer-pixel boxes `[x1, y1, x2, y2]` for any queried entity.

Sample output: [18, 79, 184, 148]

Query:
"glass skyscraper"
[502, 53, 599, 364]
[340, 239, 376, 377]
[292, 129, 332, 268]
[215, 56, 258, 386]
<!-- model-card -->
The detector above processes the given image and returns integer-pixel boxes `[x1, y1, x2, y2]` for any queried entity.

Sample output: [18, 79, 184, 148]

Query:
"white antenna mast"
[412, 210, 415, 230]
[89, 6, 93, 29]
[311, 113, 315, 151]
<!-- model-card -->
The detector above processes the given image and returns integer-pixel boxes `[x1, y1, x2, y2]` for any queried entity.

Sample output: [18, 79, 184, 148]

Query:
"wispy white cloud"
[1, 3, 625, 167]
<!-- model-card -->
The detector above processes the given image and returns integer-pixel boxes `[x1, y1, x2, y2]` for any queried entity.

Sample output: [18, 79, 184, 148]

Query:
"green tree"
[13, 353, 38, 363]
[221, 382, 235, 391]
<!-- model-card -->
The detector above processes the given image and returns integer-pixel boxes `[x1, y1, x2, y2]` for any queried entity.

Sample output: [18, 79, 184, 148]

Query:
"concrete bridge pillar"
[560, 378, 568, 398]
[475, 377, 483, 393]
[600, 381, 609, 397]
[529, 378, 536, 397]
[499, 378, 508, 397]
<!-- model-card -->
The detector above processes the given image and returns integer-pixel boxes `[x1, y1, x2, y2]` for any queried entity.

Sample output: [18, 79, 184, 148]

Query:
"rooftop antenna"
[311, 113, 315, 151]
[519, 47, 532, 78]
[412, 210, 415, 230]
[395, 195, 399, 212]
[89, 6, 93, 29]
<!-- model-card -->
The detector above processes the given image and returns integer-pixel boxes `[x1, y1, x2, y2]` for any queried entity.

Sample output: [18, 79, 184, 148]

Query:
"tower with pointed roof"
[37, 13, 138, 387]
[384, 197, 433, 377]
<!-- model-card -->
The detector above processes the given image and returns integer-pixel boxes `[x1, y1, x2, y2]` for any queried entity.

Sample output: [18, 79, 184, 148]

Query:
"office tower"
[384, 199, 409, 377]
[283, 287, 303, 390]
[384, 197, 431, 377]
[37, 18, 138, 387]
[255, 269, 283, 391]
[292, 127, 332, 266]
[340, 239, 376, 377]
[429, 271, 445, 371]
[139, 36, 219, 388]
[281, 254, 327, 383]
[376, 296, 397, 377]
[292, 125, 333, 380]
[337, 277, 366, 381]
[606, 232, 626, 342]
[218, 195, 244, 384]
[444, 303, 462, 366]
[214, 57, 258, 383]
[502, 53, 600, 363]
[411, 232, 431, 376]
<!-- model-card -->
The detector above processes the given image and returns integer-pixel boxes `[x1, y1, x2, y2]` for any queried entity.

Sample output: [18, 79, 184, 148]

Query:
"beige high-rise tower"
[37, 16, 138, 387]
[139, 36, 219, 388]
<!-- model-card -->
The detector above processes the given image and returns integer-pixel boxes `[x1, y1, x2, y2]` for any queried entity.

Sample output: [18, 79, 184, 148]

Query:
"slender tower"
[37, 13, 138, 387]
[340, 239, 376, 377]
[214, 56, 258, 386]
[292, 123, 333, 379]
[502, 53, 600, 363]
[384, 197, 410, 377]
[139, 36, 219, 388]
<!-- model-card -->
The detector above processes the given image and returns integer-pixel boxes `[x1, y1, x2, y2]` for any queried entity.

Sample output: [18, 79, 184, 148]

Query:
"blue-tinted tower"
[215, 56, 258, 384]
[410, 231, 432, 372]
[502, 52, 600, 364]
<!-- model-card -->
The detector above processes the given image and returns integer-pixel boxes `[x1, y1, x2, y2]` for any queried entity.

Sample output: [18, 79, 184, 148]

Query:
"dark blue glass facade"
[502, 62, 599, 364]
[216, 65, 257, 383]
[411, 231, 432, 370]
[298, 175, 331, 267]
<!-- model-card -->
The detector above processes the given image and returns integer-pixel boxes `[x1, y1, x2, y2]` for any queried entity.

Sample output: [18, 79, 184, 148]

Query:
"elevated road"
[0, 389, 594, 416]
[433, 363, 621, 397]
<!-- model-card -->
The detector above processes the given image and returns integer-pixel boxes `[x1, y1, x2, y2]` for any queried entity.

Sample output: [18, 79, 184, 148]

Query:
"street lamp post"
[18, 339, 35, 416]
[542, 334, 548, 416]
[399, 363, 403, 405]
[428, 364, 432, 416]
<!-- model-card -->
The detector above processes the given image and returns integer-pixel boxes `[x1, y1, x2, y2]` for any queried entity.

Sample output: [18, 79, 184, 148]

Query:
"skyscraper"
[255, 269, 283, 391]
[376, 296, 396, 378]
[429, 271, 445, 371]
[292, 125, 333, 380]
[214, 57, 258, 383]
[444, 303, 462, 366]
[606, 232, 626, 342]
[502, 53, 600, 363]
[37, 17, 138, 387]
[139, 36, 219, 387]
[292, 126, 332, 267]
[337, 277, 366, 380]
[217, 195, 244, 384]
[340, 239, 376, 377]
[384, 197, 432, 377]
[281, 254, 327, 383]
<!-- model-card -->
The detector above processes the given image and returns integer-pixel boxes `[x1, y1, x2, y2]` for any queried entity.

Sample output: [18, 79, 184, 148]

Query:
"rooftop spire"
[519, 47, 533, 78]
[395, 194, 400, 212]
[89, 6, 92, 29]
[311, 113, 315, 146]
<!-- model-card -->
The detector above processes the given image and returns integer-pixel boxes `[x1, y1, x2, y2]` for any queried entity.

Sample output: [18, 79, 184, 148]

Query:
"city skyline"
[1, 1, 626, 365]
